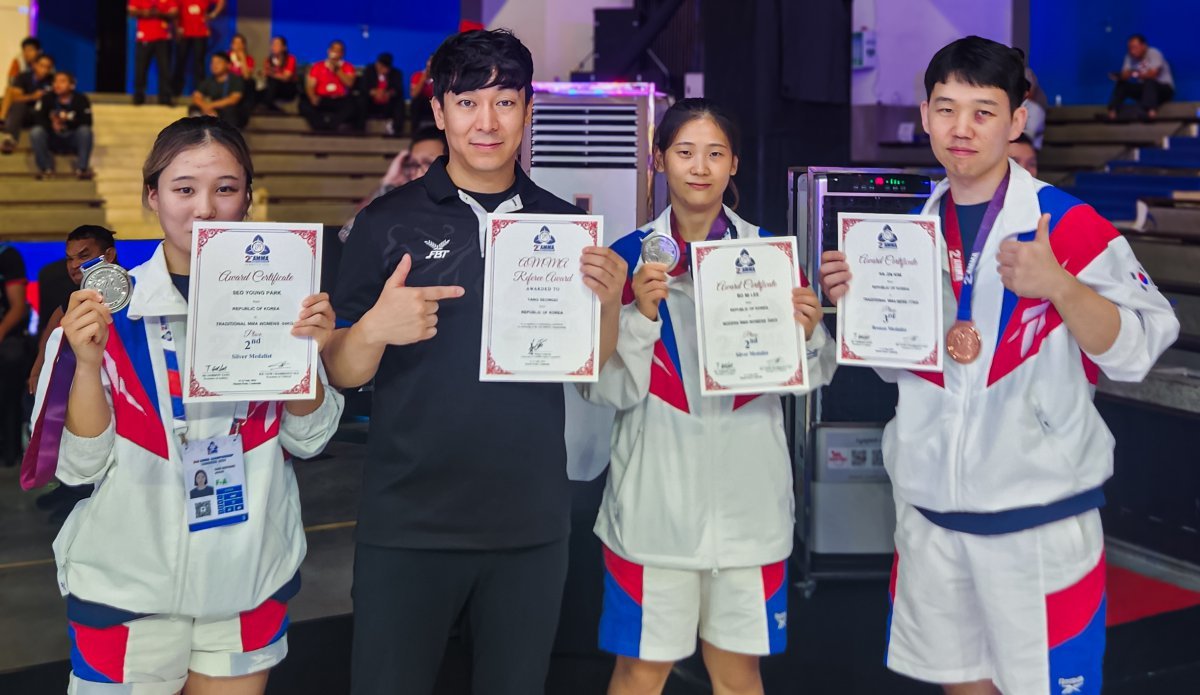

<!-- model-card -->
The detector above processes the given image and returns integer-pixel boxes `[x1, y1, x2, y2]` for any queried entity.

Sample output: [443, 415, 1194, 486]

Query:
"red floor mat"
[1107, 564, 1200, 627]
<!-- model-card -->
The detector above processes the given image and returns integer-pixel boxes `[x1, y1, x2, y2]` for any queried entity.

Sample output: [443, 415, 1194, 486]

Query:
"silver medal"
[640, 234, 681, 272]
[81, 262, 133, 313]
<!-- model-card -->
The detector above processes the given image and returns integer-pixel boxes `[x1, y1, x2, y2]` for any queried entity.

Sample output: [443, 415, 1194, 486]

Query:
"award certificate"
[692, 236, 808, 396]
[480, 214, 601, 382]
[836, 212, 943, 371]
[185, 222, 322, 402]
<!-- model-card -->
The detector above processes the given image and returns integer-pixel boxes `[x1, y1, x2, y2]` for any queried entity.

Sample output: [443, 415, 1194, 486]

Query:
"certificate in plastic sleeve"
[836, 212, 944, 372]
[479, 213, 602, 382]
[692, 236, 808, 396]
[185, 221, 322, 402]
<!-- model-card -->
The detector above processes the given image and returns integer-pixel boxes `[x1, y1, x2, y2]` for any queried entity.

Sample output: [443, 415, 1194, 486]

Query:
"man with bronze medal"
[820, 37, 1179, 695]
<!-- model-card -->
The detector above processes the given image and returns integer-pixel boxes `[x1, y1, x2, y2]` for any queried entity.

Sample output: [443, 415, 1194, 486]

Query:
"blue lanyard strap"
[948, 173, 1010, 323]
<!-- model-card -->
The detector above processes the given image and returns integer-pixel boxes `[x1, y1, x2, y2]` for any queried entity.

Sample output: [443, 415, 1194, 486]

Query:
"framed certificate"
[692, 236, 808, 396]
[836, 212, 944, 371]
[480, 213, 602, 382]
[185, 222, 323, 402]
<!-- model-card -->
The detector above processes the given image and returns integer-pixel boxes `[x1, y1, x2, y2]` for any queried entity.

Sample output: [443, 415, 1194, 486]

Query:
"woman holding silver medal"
[30, 116, 344, 695]
[579, 99, 837, 695]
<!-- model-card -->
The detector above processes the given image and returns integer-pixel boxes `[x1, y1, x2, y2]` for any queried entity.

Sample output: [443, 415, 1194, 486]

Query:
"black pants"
[299, 95, 361, 132]
[261, 78, 298, 109]
[350, 538, 569, 695]
[1108, 80, 1174, 112]
[363, 94, 406, 135]
[134, 40, 173, 105]
[2, 100, 34, 139]
[172, 37, 207, 96]
[0, 334, 33, 466]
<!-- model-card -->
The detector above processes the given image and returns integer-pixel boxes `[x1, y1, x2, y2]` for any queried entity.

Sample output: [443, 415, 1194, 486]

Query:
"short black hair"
[212, 51, 231, 63]
[55, 69, 76, 84]
[1129, 34, 1147, 45]
[330, 39, 345, 50]
[36, 52, 54, 64]
[411, 125, 447, 149]
[429, 29, 533, 104]
[1011, 133, 1035, 148]
[21, 37, 40, 51]
[273, 35, 288, 48]
[924, 36, 1028, 113]
[67, 225, 116, 249]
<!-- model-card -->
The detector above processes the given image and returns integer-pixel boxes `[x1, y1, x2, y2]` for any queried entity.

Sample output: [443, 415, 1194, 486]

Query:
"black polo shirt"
[334, 156, 582, 550]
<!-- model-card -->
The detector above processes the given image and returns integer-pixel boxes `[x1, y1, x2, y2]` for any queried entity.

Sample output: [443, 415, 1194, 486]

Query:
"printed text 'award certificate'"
[836, 212, 943, 371]
[185, 222, 322, 402]
[693, 237, 808, 396]
[480, 214, 601, 382]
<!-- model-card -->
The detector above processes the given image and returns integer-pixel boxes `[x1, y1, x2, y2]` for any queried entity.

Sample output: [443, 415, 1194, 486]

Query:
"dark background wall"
[1030, 0, 1200, 104]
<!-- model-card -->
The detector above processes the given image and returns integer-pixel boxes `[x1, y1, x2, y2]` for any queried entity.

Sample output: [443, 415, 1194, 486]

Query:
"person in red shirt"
[129, 0, 178, 105]
[409, 54, 434, 131]
[300, 39, 362, 132]
[259, 35, 298, 111]
[227, 33, 256, 111]
[172, 0, 223, 96]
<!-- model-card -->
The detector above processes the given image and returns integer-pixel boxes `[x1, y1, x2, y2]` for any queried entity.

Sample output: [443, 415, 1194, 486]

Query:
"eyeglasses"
[402, 159, 435, 176]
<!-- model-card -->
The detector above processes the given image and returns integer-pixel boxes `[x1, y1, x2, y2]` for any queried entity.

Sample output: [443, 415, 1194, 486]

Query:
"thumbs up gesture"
[362, 254, 465, 346]
[997, 213, 1072, 300]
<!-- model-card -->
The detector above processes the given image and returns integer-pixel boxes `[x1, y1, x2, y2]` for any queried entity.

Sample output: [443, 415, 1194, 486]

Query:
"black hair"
[212, 51, 231, 63]
[36, 52, 54, 65]
[1129, 34, 1147, 45]
[654, 98, 741, 157]
[21, 37, 40, 51]
[924, 36, 1028, 113]
[67, 225, 116, 249]
[330, 39, 345, 50]
[429, 29, 533, 103]
[654, 98, 742, 208]
[411, 125, 448, 148]
[273, 35, 288, 47]
[55, 70, 76, 84]
[1011, 133, 1035, 148]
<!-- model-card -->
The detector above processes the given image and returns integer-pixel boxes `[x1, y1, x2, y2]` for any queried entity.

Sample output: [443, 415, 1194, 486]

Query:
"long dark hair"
[142, 116, 254, 209]
[654, 98, 741, 209]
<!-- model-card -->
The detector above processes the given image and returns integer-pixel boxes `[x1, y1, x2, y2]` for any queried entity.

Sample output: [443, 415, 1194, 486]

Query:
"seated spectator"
[1, 53, 54, 155]
[228, 32, 256, 111]
[2, 36, 41, 121]
[1108, 34, 1174, 120]
[361, 52, 405, 136]
[300, 39, 362, 132]
[259, 35, 298, 111]
[190, 51, 248, 128]
[1022, 85, 1045, 150]
[30, 71, 94, 180]
[339, 125, 446, 241]
[409, 55, 435, 131]
[0, 240, 29, 468]
[1008, 133, 1038, 178]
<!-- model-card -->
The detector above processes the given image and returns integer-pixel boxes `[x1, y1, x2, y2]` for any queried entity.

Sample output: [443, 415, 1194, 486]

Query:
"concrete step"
[264, 201, 357, 227]
[1039, 145, 1130, 169]
[248, 114, 391, 136]
[0, 178, 101, 204]
[1044, 122, 1193, 146]
[253, 153, 393, 176]
[243, 132, 407, 156]
[257, 174, 378, 201]
[0, 204, 107, 239]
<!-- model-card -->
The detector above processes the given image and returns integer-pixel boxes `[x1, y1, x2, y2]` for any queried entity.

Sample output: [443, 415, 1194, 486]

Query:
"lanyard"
[159, 316, 247, 441]
[667, 211, 731, 277]
[942, 173, 1009, 323]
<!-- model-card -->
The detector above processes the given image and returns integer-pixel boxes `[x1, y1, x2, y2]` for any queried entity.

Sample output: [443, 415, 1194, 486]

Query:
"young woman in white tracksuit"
[581, 98, 836, 695]
[28, 115, 343, 695]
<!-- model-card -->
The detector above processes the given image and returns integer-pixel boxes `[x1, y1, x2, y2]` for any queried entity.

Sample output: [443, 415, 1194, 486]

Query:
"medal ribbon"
[666, 211, 732, 277]
[159, 317, 188, 437]
[944, 172, 1009, 324]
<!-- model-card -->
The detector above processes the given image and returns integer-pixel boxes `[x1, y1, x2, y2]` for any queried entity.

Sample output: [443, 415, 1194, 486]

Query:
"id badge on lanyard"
[161, 316, 252, 531]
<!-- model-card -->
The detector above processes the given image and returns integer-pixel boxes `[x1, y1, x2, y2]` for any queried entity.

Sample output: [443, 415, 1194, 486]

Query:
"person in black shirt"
[327, 29, 627, 695]
[359, 52, 405, 136]
[30, 71, 94, 179]
[1, 53, 53, 155]
[0, 241, 29, 466]
[190, 52, 248, 128]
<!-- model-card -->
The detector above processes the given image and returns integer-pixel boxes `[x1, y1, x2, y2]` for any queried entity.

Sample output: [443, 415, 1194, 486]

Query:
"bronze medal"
[946, 321, 982, 364]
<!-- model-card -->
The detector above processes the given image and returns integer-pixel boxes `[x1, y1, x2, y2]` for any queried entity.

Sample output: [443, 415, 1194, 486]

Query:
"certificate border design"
[186, 224, 321, 401]
[481, 215, 601, 381]
[694, 238, 809, 396]
[837, 214, 943, 371]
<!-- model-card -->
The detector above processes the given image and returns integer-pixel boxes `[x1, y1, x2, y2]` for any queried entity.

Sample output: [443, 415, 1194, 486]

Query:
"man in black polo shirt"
[326, 29, 626, 695]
